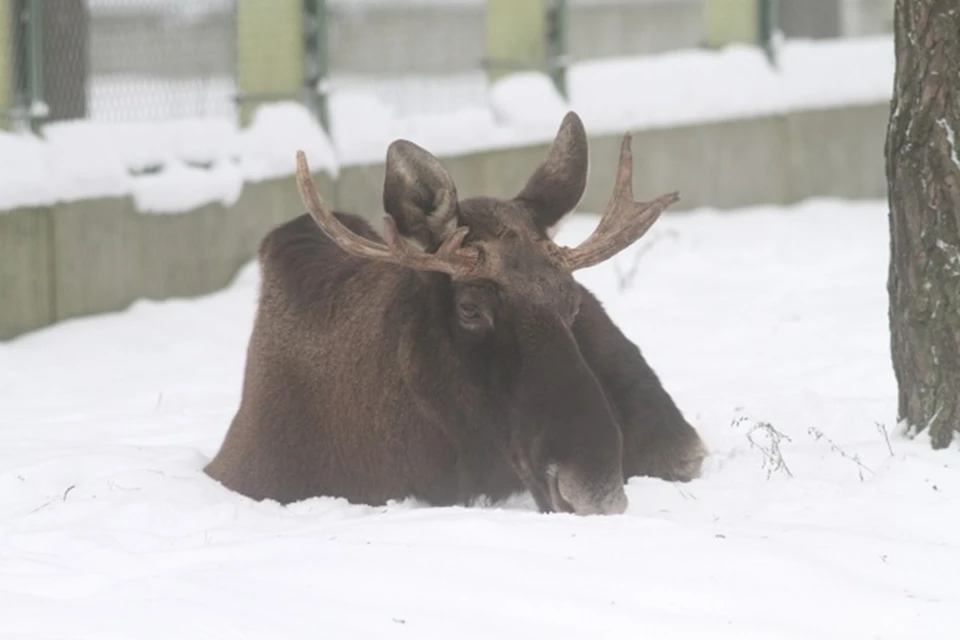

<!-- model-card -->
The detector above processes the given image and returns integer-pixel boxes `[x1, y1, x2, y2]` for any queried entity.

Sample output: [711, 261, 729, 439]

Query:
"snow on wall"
[0, 35, 894, 215]
[0, 103, 339, 215]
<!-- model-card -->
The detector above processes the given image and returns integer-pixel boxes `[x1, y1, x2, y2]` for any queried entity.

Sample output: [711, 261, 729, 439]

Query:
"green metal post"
[236, 0, 304, 127]
[26, 0, 44, 133]
[759, 0, 780, 68]
[484, 0, 548, 82]
[304, 0, 330, 134]
[546, 0, 568, 99]
[702, 0, 760, 48]
[0, 0, 11, 130]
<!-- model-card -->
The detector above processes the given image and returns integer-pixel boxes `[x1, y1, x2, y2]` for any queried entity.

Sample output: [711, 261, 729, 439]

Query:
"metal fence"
[0, 0, 893, 135]
[88, 0, 237, 122]
[325, 0, 488, 120]
[2, 0, 504, 132]
[2, 0, 237, 129]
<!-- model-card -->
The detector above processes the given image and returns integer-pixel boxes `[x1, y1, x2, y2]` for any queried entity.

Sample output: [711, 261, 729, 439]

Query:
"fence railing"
[0, 1, 893, 136]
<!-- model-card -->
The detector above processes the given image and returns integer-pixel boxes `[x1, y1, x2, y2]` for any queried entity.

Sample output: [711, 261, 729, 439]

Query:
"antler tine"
[593, 134, 638, 236]
[295, 151, 480, 277]
[296, 151, 395, 261]
[558, 133, 680, 272]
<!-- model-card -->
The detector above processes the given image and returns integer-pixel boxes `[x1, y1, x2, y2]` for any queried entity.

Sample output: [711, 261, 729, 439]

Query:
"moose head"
[205, 111, 693, 516]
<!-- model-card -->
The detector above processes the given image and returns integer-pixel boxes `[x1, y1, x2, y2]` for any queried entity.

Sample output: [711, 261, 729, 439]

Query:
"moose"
[205, 111, 707, 515]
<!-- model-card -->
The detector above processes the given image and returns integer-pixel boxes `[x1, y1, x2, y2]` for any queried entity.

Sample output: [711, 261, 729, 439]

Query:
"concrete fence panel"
[1, 103, 888, 342]
[783, 102, 890, 203]
[51, 196, 144, 325]
[0, 207, 53, 340]
[1, 171, 334, 341]
[579, 115, 791, 215]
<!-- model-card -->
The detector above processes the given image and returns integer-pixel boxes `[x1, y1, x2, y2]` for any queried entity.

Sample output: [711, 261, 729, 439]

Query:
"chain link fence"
[3, 1, 704, 134]
[88, 0, 237, 122]
[1, 0, 237, 130]
[1, 0, 501, 133]
[0, 0, 893, 135]
[325, 0, 488, 120]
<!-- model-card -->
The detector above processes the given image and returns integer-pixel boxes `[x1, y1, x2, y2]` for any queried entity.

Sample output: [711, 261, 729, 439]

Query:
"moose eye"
[458, 301, 480, 321]
[456, 297, 493, 332]
[454, 283, 497, 332]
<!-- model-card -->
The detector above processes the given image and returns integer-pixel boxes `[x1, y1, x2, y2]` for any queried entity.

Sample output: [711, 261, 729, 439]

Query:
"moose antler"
[295, 151, 481, 277]
[558, 134, 679, 272]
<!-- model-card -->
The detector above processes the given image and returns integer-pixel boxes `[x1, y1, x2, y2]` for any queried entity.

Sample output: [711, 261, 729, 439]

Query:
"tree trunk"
[886, 0, 960, 449]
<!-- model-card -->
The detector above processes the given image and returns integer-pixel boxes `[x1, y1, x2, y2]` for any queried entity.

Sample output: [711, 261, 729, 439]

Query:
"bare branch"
[876, 421, 895, 456]
[732, 415, 794, 479]
[807, 426, 874, 482]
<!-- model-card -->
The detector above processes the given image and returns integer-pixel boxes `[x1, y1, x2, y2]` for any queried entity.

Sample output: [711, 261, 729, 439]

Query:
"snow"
[488, 72, 569, 131]
[2, 198, 958, 638]
[1, 35, 893, 214]
[237, 103, 340, 183]
[566, 36, 895, 134]
[328, 35, 895, 165]
[0, 102, 337, 215]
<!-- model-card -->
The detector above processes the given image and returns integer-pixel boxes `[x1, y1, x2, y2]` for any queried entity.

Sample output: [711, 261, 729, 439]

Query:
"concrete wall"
[0, 207, 53, 339]
[0, 172, 335, 341]
[336, 101, 890, 217]
[0, 101, 888, 342]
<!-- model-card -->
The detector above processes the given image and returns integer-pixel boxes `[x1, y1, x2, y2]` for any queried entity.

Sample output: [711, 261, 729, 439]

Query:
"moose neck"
[507, 306, 623, 473]
[395, 271, 510, 429]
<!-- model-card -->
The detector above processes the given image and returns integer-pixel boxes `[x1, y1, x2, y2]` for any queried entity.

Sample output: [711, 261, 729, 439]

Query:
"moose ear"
[515, 111, 589, 231]
[383, 139, 459, 250]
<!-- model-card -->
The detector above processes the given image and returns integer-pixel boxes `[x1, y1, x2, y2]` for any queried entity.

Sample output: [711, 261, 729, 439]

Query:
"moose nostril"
[604, 488, 629, 515]
[557, 466, 628, 516]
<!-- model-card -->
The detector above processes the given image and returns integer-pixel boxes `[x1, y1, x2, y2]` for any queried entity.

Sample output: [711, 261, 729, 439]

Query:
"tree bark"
[886, 0, 960, 449]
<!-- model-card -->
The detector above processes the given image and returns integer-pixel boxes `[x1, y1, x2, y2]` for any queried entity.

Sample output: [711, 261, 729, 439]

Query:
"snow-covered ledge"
[0, 99, 889, 342]
[0, 36, 893, 341]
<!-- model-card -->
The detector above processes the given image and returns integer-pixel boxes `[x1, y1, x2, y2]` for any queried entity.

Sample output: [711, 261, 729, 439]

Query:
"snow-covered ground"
[2, 198, 958, 639]
[0, 35, 893, 213]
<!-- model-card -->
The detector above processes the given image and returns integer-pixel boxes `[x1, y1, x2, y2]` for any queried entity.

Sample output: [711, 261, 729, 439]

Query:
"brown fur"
[204, 112, 706, 515]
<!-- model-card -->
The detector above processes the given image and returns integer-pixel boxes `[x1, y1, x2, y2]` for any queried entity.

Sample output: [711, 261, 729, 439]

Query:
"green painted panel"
[702, 0, 760, 47]
[237, 0, 303, 126]
[485, 0, 547, 82]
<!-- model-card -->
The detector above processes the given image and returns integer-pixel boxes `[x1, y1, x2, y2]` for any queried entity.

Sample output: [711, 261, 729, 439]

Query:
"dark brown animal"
[205, 111, 706, 515]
